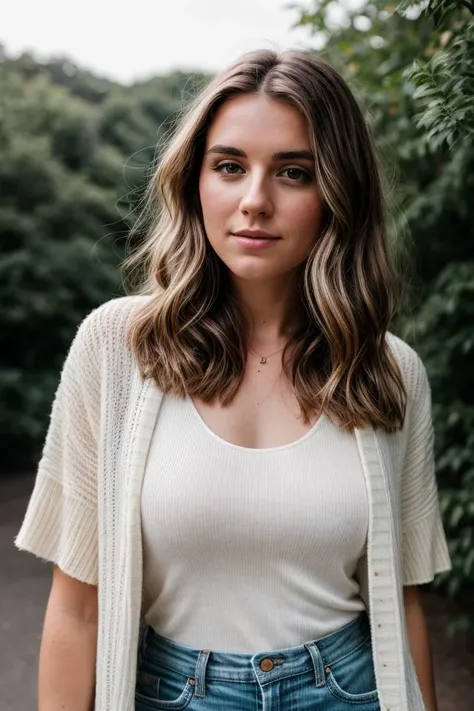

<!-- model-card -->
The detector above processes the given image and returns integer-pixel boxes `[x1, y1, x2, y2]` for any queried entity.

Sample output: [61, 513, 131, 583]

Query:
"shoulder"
[79, 293, 151, 333]
[63, 295, 151, 385]
[385, 331, 430, 403]
[75, 294, 151, 352]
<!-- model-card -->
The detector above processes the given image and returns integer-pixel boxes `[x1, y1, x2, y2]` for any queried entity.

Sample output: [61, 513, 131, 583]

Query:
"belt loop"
[193, 649, 211, 698]
[305, 642, 325, 687]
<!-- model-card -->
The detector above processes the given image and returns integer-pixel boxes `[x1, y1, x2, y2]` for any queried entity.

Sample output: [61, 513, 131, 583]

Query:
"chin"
[223, 257, 290, 283]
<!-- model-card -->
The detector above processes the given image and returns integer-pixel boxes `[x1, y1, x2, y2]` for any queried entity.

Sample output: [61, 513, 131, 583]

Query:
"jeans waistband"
[140, 612, 371, 691]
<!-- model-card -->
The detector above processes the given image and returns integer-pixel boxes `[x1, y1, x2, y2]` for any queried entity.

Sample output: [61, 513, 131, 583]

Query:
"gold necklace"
[248, 344, 285, 365]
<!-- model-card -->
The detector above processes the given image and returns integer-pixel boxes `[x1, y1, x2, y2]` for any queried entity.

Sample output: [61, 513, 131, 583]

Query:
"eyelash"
[211, 161, 312, 183]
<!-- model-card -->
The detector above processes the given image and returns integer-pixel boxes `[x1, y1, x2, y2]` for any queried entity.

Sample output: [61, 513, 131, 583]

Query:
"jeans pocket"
[325, 636, 379, 705]
[135, 667, 195, 710]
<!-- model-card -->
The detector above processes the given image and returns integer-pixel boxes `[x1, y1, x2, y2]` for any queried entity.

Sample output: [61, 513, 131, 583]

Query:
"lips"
[232, 230, 279, 240]
[231, 231, 280, 249]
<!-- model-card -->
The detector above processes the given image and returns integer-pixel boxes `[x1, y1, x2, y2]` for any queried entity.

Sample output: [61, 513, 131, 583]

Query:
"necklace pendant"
[260, 356, 267, 364]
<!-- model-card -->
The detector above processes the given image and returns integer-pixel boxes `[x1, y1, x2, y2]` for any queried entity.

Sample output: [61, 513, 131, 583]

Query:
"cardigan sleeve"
[15, 311, 101, 585]
[401, 358, 452, 586]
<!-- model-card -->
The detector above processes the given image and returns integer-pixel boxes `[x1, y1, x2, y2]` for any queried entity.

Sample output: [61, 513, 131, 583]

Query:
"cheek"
[199, 174, 234, 227]
[287, 194, 323, 244]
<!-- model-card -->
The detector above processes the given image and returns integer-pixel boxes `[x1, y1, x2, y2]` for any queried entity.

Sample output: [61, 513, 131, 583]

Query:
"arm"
[403, 585, 438, 711]
[39, 565, 98, 711]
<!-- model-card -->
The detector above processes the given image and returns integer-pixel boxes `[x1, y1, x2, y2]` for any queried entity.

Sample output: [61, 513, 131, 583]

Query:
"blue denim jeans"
[135, 612, 380, 710]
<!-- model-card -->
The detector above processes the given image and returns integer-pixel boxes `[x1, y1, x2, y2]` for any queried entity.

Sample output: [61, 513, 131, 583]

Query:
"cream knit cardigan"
[15, 296, 451, 711]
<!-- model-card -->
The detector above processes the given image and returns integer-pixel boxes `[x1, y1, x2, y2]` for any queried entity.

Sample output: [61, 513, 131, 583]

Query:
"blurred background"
[0, 0, 473, 709]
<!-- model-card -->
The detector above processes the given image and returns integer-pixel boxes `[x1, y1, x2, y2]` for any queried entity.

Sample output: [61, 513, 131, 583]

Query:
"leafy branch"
[398, 1, 474, 147]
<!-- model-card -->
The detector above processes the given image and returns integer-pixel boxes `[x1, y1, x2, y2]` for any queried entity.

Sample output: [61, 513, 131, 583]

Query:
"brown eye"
[213, 162, 244, 175]
[281, 167, 310, 182]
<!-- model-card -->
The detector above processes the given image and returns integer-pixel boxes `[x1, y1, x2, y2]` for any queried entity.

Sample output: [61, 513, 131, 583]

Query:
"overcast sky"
[2, 0, 323, 83]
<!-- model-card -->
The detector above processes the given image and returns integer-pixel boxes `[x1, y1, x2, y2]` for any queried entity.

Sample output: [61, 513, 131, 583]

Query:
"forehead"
[205, 93, 312, 150]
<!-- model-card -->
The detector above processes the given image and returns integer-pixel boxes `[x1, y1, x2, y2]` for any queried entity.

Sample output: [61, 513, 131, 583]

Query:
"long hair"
[125, 49, 406, 433]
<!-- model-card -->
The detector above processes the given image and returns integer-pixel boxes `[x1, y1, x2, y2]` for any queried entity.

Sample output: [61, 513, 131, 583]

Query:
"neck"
[230, 272, 303, 348]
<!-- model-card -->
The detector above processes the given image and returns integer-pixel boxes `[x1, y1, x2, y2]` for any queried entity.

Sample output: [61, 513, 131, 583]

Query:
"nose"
[239, 174, 273, 217]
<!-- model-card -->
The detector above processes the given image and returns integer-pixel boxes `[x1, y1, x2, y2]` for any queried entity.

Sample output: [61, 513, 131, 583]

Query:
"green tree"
[0, 51, 210, 470]
[292, 0, 474, 604]
[401, 0, 474, 149]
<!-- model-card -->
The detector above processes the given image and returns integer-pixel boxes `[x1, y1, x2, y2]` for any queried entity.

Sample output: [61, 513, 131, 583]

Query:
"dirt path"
[422, 590, 473, 710]
[0, 475, 51, 711]
[0, 474, 472, 710]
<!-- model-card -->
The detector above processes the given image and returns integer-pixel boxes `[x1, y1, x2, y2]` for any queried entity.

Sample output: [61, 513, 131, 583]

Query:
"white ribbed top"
[141, 396, 368, 652]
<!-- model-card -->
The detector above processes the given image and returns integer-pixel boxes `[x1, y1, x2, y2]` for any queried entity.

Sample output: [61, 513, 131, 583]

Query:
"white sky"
[2, 0, 319, 83]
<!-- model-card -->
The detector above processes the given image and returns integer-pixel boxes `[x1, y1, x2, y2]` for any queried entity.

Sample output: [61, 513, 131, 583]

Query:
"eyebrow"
[206, 145, 315, 162]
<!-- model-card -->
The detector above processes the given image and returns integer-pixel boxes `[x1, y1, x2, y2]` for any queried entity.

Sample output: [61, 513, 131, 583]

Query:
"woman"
[16, 49, 451, 711]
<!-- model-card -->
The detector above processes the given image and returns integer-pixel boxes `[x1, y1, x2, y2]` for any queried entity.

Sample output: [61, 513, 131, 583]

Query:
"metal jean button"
[259, 657, 274, 672]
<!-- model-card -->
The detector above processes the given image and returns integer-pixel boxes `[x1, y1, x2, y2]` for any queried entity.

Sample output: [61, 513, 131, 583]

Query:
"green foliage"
[403, 263, 474, 601]
[292, 0, 474, 612]
[400, 1, 474, 148]
[0, 50, 210, 470]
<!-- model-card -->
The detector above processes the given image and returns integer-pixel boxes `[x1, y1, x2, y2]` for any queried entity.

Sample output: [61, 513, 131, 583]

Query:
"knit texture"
[15, 295, 452, 711]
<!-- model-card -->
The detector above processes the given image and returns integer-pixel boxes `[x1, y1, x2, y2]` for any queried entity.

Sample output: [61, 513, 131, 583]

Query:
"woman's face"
[199, 93, 324, 284]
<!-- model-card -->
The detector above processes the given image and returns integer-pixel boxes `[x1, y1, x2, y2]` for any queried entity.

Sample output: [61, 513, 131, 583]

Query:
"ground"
[0, 474, 472, 711]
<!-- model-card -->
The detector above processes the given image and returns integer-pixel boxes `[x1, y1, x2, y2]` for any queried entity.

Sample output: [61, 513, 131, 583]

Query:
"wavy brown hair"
[125, 49, 407, 433]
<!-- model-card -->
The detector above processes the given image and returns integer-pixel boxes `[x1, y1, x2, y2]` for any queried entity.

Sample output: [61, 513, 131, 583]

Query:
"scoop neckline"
[186, 396, 326, 453]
